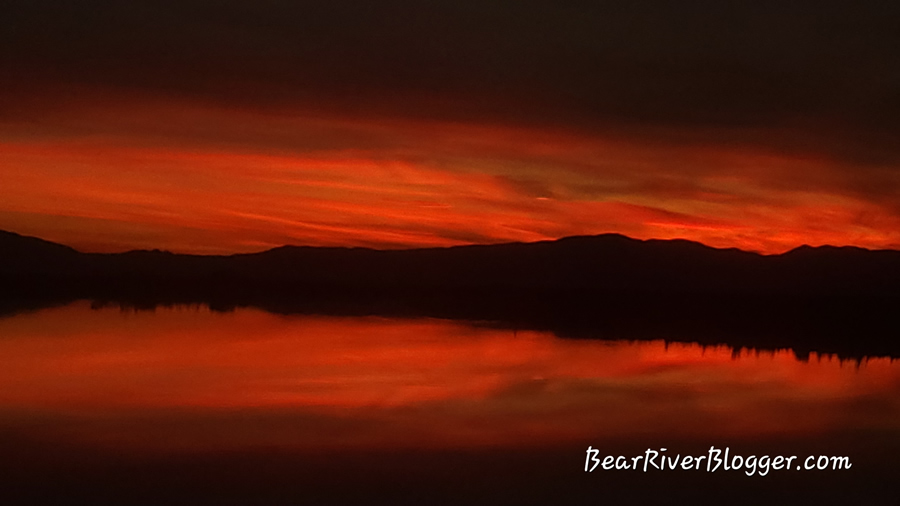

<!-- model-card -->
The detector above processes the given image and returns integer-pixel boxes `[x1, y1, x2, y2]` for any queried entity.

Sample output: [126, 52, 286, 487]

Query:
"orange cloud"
[1, 96, 899, 254]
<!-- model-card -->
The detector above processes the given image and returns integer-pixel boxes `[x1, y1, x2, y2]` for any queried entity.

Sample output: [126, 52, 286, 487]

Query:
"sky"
[2, 1, 899, 254]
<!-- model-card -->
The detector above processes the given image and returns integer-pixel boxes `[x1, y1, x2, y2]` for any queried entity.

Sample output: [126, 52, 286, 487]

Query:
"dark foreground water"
[0, 302, 898, 505]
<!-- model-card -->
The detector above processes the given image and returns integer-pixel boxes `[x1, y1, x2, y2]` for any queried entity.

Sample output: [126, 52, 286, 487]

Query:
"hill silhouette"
[2, 229, 898, 359]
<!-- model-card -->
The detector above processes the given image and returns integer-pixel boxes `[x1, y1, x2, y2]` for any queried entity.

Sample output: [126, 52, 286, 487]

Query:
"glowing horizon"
[2, 2, 898, 256]
[2, 96, 899, 255]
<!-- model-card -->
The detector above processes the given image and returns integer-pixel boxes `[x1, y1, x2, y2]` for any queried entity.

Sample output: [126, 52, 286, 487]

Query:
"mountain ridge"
[5, 228, 899, 257]
[2, 228, 898, 359]
[2, 228, 899, 297]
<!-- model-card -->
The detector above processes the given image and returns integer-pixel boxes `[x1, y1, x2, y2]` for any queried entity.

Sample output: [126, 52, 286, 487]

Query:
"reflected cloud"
[0, 303, 897, 452]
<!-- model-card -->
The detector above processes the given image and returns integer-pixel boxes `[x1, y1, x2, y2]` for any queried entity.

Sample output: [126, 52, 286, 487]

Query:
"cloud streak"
[1, 1, 898, 252]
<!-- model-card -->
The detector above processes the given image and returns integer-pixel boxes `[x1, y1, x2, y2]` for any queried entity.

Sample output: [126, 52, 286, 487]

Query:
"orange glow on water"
[0, 303, 897, 452]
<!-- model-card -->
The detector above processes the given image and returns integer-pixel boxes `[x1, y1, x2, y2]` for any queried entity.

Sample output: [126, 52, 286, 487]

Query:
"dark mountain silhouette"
[2, 229, 898, 358]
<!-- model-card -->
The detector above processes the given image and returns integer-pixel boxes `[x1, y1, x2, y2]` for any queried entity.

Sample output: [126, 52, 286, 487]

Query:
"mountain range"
[2, 229, 898, 358]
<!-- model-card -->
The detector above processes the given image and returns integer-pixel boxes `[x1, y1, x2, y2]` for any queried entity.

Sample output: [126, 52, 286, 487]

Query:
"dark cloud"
[1, 1, 898, 164]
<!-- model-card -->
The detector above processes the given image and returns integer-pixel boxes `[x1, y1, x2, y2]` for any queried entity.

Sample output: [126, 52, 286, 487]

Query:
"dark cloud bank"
[2, 1, 898, 148]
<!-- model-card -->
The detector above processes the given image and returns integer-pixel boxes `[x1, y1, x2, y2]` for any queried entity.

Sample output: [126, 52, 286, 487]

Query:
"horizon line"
[3, 228, 898, 258]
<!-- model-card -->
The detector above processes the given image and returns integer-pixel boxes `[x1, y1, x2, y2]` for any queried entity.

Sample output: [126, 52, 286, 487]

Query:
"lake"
[1, 302, 898, 504]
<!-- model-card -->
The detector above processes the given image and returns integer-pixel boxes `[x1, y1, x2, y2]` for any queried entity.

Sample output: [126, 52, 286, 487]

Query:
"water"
[1, 302, 898, 504]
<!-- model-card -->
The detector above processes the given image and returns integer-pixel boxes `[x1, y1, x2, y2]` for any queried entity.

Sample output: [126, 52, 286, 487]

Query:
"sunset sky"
[2, 1, 899, 254]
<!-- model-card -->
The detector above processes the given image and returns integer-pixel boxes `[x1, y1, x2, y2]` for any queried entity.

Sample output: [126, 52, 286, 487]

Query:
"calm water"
[1, 302, 898, 504]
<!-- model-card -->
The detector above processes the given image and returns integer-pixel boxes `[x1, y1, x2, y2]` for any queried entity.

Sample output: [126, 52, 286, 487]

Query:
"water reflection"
[0, 302, 898, 454]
